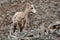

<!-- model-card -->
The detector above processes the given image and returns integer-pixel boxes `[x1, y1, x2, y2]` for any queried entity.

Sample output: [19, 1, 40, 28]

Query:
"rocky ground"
[0, 0, 60, 40]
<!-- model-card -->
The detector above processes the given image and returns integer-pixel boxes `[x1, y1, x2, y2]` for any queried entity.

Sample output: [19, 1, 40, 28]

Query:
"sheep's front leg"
[23, 16, 29, 31]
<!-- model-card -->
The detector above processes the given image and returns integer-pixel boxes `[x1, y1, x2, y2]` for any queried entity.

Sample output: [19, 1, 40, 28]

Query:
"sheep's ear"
[26, 3, 34, 7]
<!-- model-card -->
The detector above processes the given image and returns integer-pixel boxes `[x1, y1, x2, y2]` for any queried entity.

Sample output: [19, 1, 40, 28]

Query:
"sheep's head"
[25, 3, 36, 13]
[48, 24, 60, 33]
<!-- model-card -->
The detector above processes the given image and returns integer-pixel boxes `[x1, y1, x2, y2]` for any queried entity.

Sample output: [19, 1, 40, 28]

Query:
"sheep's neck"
[23, 9, 30, 17]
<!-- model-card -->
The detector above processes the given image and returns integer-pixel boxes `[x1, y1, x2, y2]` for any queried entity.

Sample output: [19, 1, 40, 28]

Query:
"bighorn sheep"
[12, 3, 36, 32]
[48, 21, 60, 33]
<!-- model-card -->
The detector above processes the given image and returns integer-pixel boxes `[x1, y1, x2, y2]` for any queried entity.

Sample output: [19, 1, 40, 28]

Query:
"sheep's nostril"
[33, 9, 36, 13]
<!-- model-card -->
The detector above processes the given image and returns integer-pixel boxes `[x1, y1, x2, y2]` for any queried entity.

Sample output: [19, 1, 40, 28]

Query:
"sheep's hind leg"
[13, 23, 17, 32]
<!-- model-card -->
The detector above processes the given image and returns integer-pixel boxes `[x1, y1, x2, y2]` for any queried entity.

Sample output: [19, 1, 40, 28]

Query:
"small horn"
[29, 1, 32, 4]
[26, 0, 32, 4]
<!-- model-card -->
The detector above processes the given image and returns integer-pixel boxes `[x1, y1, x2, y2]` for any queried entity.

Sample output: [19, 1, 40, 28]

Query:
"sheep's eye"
[31, 8, 33, 9]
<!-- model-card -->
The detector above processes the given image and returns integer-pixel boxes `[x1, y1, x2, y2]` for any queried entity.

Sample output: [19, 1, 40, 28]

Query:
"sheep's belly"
[13, 16, 26, 23]
[12, 17, 20, 23]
